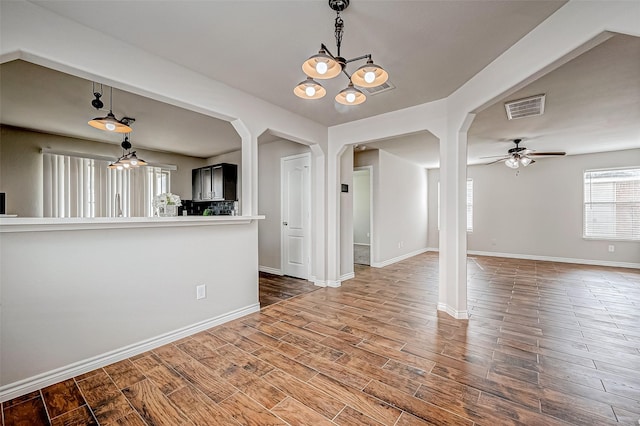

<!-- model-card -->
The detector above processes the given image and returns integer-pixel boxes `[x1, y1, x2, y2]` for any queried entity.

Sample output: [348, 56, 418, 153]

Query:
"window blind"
[44, 152, 172, 218]
[583, 168, 640, 240]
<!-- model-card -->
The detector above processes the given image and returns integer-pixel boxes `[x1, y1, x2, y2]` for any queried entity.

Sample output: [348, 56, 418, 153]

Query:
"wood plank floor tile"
[167, 385, 241, 426]
[309, 373, 401, 425]
[333, 405, 386, 426]
[2, 395, 49, 426]
[270, 397, 336, 426]
[75, 370, 134, 425]
[132, 353, 189, 395]
[172, 358, 237, 403]
[263, 369, 345, 420]
[50, 404, 97, 426]
[217, 391, 288, 426]
[41, 379, 85, 419]
[104, 359, 146, 390]
[121, 379, 191, 425]
[364, 379, 473, 426]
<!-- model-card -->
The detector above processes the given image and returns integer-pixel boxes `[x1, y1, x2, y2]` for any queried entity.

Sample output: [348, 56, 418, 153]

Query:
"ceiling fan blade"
[479, 155, 510, 159]
[484, 158, 508, 165]
[528, 152, 566, 156]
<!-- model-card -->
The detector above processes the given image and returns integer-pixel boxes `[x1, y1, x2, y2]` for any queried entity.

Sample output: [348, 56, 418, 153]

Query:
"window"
[438, 179, 473, 232]
[583, 168, 640, 240]
[43, 152, 172, 218]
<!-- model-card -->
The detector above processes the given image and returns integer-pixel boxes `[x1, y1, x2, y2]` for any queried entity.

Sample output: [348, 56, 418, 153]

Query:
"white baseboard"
[309, 275, 327, 287]
[0, 303, 260, 403]
[437, 302, 469, 320]
[467, 250, 640, 269]
[421, 248, 639, 269]
[371, 248, 429, 268]
[326, 280, 342, 288]
[259, 265, 283, 275]
[340, 272, 355, 282]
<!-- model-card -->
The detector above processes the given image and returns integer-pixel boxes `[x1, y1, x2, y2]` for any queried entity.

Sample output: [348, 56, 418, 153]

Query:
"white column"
[232, 119, 257, 216]
[438, 114, 474, 319]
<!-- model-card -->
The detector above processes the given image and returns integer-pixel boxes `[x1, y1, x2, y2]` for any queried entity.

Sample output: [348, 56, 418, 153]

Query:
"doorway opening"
[353, 166, 372, 266]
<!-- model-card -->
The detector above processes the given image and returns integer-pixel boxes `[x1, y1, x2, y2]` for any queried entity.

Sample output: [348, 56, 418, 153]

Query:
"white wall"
[257, 139, 311, 272]
[0, 220, 260, 393]
[0, 126, 206, 217]
[428, 149, 640, 266]
[353, 169, 371, 245]
[355, 149, 429, 266]
[339, 146, 354, 278]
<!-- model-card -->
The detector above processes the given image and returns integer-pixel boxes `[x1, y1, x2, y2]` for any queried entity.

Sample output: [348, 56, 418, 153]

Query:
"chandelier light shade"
[89, 111, 132, 133]
[295, 0, 389, 106]
[350, 58, 389, 88]
[302, 49, 342, 79]
[88, 86, 134, 133]
[294, 77, 327, 99]
[335, 82, 366, 105]
[108, 135, 147, 170]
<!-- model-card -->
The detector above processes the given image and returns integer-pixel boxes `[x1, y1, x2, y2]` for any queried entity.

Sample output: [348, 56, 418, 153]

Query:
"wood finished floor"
[3, 253, 640, 425]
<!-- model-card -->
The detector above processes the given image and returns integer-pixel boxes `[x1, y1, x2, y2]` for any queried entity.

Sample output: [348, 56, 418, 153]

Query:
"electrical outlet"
[608, 245, 615, 253]
[196, 284, 206, 300]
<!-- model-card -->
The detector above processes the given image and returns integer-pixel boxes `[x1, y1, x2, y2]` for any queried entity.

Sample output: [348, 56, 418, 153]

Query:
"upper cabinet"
[192, 163, 237, 201]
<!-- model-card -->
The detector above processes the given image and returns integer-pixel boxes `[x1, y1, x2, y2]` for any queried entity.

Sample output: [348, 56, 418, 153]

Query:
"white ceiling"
[29, 0, 566, 127]
[2, 2, 638, 165]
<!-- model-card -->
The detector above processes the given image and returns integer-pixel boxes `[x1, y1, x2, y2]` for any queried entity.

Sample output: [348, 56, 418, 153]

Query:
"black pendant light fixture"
[295, 0, 389, 105]
[88, 85, 135, 133]
[108, 134, 147, 170]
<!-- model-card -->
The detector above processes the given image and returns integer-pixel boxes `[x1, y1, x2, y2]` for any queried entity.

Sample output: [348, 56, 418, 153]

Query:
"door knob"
[283, 222, 288, 226]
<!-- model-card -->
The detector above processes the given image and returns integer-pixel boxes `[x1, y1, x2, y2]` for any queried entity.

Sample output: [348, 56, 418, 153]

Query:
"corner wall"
[428, 149, 640, 266]
[355, 149, 429, 267]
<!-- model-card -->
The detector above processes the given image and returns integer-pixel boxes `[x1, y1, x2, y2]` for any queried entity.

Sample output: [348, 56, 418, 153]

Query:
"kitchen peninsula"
[0, 214, 264, 400]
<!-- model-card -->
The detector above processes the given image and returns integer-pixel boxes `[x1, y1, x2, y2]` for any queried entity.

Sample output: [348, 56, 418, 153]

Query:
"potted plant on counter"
[153, 192, 181, 217]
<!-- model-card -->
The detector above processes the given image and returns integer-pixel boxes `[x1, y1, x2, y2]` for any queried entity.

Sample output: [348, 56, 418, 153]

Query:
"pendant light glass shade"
[302, 49, 342, 79]
[350, 58, 388, 88]
[335, 82, 366, 105]
[505, 157, 519, 169]
[519, 156, 533, 167]
[294, 77, 327, 99]
[88, 111, 132, 133]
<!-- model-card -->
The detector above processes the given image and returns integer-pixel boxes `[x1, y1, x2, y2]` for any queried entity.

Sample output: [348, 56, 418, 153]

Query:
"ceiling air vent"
[504, 94, 546, 120]
[363, 80, 395, 96]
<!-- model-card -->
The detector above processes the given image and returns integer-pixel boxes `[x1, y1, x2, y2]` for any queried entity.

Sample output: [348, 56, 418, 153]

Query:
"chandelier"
[294, 0, 389, 106]
[108, 135, 147, 170]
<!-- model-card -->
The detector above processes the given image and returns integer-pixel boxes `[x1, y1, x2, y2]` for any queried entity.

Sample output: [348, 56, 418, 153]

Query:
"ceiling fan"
[482, 138, 566, 168]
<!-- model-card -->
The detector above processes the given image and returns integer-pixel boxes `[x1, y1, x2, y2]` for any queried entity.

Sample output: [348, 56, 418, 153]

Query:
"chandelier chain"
[334, 11, 344, 57]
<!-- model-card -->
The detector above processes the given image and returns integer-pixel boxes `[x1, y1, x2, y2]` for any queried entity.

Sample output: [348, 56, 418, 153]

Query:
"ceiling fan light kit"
[482, 138, 566, 169]
[294, 0, 389, 105]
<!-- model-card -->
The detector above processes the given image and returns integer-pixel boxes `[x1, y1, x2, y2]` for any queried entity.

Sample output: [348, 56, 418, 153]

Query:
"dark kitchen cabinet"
[192, 163, 237, 201]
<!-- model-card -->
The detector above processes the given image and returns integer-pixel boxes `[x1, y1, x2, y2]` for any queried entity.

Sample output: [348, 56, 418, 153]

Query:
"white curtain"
[44, 153, 170, 218]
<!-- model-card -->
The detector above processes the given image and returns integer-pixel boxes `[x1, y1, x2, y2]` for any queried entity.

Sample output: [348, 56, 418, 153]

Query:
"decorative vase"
[158, 204, 178, 217]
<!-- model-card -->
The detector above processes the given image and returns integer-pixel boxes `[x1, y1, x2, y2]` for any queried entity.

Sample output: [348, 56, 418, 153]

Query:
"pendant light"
[350, 58, 389, 88]
[108, 134, 147, 170]
[293, 77, 327, 99]
[302, 49, 342, 79]
[295, 0, 389, 106]
[88, 86, 134, 133]
[335, 82, 366, 105]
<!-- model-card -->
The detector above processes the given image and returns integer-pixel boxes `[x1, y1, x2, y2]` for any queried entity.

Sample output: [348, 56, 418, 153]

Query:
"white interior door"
[281, 153, 310, 279]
